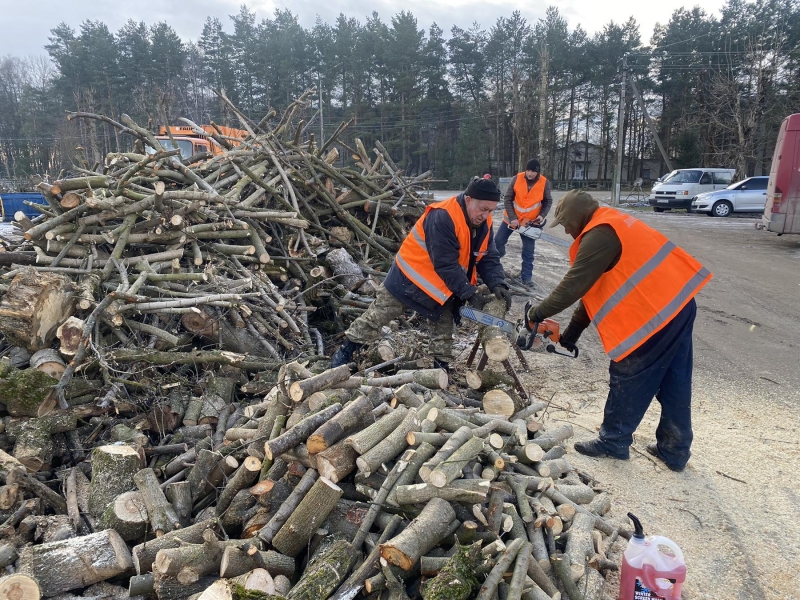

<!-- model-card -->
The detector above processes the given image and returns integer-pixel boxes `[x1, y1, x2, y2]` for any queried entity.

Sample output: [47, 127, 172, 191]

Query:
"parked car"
[691, 176, 769, 216]
[648, 168, 736, 211]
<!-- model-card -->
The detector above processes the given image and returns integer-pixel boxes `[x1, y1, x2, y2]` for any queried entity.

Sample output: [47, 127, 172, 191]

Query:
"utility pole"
[612, 54, 627, 207]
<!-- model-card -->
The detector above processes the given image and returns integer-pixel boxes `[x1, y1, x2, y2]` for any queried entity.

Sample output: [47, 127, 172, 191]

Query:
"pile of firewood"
[0, 359, 629, 600]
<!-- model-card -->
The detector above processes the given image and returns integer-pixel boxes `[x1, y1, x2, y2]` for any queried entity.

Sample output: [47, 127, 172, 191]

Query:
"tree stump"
[0, 268, 75, 351]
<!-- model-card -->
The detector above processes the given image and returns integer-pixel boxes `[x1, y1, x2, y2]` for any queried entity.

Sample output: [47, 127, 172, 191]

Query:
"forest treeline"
[0, 0, 798, 187]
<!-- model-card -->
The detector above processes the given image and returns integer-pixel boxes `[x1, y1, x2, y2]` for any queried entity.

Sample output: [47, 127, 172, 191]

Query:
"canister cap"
[628, 512, 645, 540]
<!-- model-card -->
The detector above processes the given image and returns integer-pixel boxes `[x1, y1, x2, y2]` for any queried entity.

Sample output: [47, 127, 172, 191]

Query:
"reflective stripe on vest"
[504, 174, 547, 225]
[396, 196, 491, 305]
[571, 207, 711, 361]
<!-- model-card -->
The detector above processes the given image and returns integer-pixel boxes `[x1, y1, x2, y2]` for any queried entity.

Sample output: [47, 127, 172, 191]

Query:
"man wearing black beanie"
[495, 158, 553, 289]
[331, 177, 511, 372]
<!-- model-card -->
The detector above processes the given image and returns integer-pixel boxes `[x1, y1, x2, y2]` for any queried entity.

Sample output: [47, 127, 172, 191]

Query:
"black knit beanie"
[465, 177, 501, 202]
[525, 158, 541, 172]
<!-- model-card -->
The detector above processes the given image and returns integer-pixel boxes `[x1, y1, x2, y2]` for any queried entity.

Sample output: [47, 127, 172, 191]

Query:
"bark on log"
[394, 479, 490, 505]
[420, 542, 481, 600]
[289, 365, 353, 402]
[0, 362, 58, 418]
[29, 348, 66, 379]
[257, 469, 318, 545]
[165, 481, 193, 527]
[132, 518, 219, 574]
[100, 490, 148, 541]
[355, 407, 418, 476]
[554, 483, 595, 505]
[428, 436, 484, 488]
[16, 529, 133, 597]
[216, 456, 262, 515]
[264, 403, 342, 460]
[380, 497, 456, 570]
[0, 268, 75, 351]
[316, 439, 357, 483]
[465, 370, 515, 392]
[134, 467, 182, 535]
[271, 477, 343, 557]
[346, 405, 408, 454]
[89, 444, 142, 516]
[419, 425, 475, 482]
[181, 309, 265, 357]
[307, 395, 374, 454]
[286, 538, 359, 600]
[219, 546, 296, 579]
[533, 425, 574, 451]
[153, 529, 227, 584]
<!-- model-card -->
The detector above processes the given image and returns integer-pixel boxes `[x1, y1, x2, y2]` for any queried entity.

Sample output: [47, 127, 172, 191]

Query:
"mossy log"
[420, 543, 480, 600]
[307, 395, 374, 454]
[0, 361, 57, 417]
[16, 529, 133, 597]
[88, 444, 142, 516]
[286, 538, 358, 600]
[100, 490, 148, 541]
[271, 477, 343, 557]
[219, 546, 296, 579]
[0, 268, 75, 351]
[380, 497, 456, 570]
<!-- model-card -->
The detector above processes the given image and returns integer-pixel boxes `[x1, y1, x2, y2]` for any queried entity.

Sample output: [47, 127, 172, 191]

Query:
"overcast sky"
[1, 0, 726, 57]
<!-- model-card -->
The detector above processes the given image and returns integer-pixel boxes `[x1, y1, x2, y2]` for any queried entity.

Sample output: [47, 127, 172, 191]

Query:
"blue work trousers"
[494, 222, 536, 281]
[597, 298, 697, 470]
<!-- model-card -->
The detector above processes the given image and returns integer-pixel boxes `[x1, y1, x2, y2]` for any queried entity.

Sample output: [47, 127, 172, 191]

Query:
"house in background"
[556, 141, 664, 186]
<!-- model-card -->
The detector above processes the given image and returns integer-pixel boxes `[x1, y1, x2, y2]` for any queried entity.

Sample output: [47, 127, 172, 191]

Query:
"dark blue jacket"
[384, 194, 505, 321]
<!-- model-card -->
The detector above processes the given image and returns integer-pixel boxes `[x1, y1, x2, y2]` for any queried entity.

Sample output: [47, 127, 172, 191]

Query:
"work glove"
[491, 283, 513, 311]
[525, 302, 544, 331]
[559, 319, 585, 354]
[467, 289, 493, 310]
[452, 297, 465, 326]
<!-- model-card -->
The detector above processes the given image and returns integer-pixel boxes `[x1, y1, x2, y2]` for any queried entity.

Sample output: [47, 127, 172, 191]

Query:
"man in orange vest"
[525, 190, 711, 471]
[331, 178, 511, 372]
[495, 158, 553, 289]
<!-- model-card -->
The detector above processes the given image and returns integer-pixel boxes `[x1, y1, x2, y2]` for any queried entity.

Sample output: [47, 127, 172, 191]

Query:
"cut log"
[346, 405, 408, 454]
[380, 497, 456, 570]
[428, 436, 485, 488]
[264, 403, 342, 460]
[89, 444, 142, 516]
[16, 529, 133, 597]
[289, 364, 353, 402]
[29, 348, 66, 379]
[11, 412, 77, 472]
[271, 477, 343, 557]
[216, 456, 262, 515]
[533, 424, 574, 451]
[482, 389, 525, 417]
[325, 247, 364, 290]
[465, 369, 515, 391]
[153, 529, 226, 584]
[481, 326, 511, 361]
[316, 439, 357, 483]
[394, 479, 490, 505]
[356, 407, 418, 476]
[165, 481, 193, 527]
[258, 469, 318, 545]
[307, 394, 374, 454]
[133, 467, 182, 535]
[0, 268, 76, 351]
[219, 546, 296, 579]
[0, 574, 41, 600]
[286, 538, 359, 600]
[419, 425, 475, 482]
[55, 316, 84, 357]
[100, 490, 149, 541]
[554, 482, 595, 505]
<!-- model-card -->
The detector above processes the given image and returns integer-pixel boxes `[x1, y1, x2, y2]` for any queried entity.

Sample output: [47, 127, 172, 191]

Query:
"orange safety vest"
[504, 174, 547, 225]
[396, 196, 491, 305]
[572, 207, 712, 362]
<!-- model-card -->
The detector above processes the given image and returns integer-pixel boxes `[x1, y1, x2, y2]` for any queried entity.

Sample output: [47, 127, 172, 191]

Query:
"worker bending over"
[331, 178, 512, 372]
[494, 158, 553, 289]
[527, 190, 711, 471]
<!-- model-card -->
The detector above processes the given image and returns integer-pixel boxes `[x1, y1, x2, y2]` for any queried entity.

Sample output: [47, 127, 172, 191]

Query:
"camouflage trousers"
[345, 284, 456, 361]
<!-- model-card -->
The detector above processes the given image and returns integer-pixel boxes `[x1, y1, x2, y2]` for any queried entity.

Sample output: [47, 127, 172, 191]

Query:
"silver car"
[691, 176, 769, 217]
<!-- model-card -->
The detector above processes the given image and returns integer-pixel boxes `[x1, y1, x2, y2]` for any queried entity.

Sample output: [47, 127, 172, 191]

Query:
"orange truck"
[757, 113, 800, 235]
[153, 125, 248, 159]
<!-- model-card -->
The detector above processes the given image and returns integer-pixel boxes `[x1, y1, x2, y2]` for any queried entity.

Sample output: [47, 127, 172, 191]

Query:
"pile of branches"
[0, 361, 629, 600]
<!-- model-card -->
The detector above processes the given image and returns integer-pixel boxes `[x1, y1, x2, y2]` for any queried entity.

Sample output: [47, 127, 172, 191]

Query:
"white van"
[648, 168, 736, 212]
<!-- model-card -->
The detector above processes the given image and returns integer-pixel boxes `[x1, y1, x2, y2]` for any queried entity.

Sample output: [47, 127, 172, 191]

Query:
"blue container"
[0, 193, 47, 222]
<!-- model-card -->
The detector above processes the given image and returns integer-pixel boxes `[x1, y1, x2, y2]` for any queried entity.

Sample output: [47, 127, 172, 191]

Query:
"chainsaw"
[458, 305, 578, 358]
[514, 219, 572, 248]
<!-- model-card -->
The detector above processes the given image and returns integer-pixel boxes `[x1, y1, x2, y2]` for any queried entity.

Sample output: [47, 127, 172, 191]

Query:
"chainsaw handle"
[546, 343, 579, 359]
